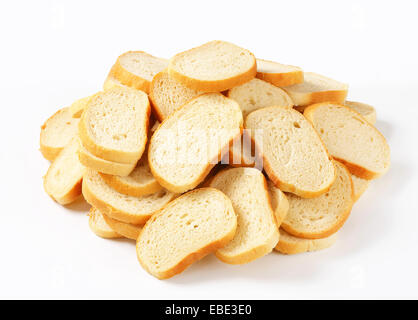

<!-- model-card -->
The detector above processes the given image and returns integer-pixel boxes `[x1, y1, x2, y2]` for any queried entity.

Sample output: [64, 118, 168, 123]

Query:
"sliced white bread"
[149, 93, 243, 193]
[82, 169, 176, 225]
[77, 139, 136, 176]
[43, 138, 84, 205]
[209, 167, 279, 264]
[281, 161, 354, 239]
[245, 106, 335, 198]
[136, 188, 237, 279]
[168, 40, 256, 92]
[345, 100, 376, 125]
[69, 95, 94, 118]
[78, 87, 150, 164]
[275, 229, 338, 255]
[40, 107, 80, 161]
[282, 72, 348, 107]
[108, 51, 168, 93]
[101, 212, 142, 240]
[149, 70, 204, 122]
[99, 152, 162, 197]
[227, 78, 293, 118]
[88, 207, 121, 239]
[256, 59, 304, 87]
[267, 180, 289, 226]
[304, 103, 390, 179]
[352, 174, 370, 201]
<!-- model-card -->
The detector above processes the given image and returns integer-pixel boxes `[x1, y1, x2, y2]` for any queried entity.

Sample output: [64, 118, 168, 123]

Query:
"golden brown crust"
[256, 70, 303, 87]
[148, 70, 168, 122]
[101, 212, 142, 240]
[99, 172, 162, 197]
[78, 88, 151, 164]
[275, 229, 337, 254]
[44, 177, 83, 205]
[88, 207, 121, 239]
[136, 188, 237, 279]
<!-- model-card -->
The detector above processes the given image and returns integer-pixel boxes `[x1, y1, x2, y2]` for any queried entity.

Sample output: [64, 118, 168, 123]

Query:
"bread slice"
[101, 212, 142, 240]
[82, 169, 176, 225]
[267, 180, 289, 226]
[136, 188, 237, 279]
[43, 138, 84, 205]
[168, 40, 256, 92]
[304, 103, 390, 179]
[227, 78, 293, 118]
[77, 139, 136, 176]
[245, 106, 335, 198]
[256, 59, 304, 87]
[88, 207, 121, 239]
[282, 72, 348, 107]
[40, 107, 80, 161]
[281, 161, 354, 239]
[78, 87, 150, 164]
[149, 70, 204, 121]
[99, 153, 162, 197]
[209, 167, 279, 264]
[275, 229, 338, 254]
[69, 95, 94, 118]
[345, 101, 376, 125]
[352, 174, 370, 201]
[109, 51, 168, 93]
[149, 93, 243, 193]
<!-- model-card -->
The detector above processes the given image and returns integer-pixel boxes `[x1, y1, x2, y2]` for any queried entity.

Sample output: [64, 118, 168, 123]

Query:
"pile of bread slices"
[40, 40, 390, 279]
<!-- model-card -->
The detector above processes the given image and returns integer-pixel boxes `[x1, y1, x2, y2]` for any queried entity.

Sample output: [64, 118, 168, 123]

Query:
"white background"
[0, 0, 417, 299]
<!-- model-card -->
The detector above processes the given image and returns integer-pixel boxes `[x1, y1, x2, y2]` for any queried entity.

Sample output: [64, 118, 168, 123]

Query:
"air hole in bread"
[293, 122, 301, 128]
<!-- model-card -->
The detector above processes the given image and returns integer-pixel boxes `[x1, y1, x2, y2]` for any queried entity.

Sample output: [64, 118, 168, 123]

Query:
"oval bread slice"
[352, 174, 370, 201]
[304, 103, 390, 179]
[210, 168, 279, 264]
[136, 188, 237, 279]
[256, 59, 304, 87]
[168, 40, 256, 92]
[82, 169, 176, 225]
[227, 78, 293, 118]
[77, 139, 136, 176]
[78, 87, 151, 164]
[245, 106, 336, 198]
[282, 72, 348, 107]
[267, 180, 289, 226]
[344, 101, 376, 125]
[149, 70, 204, 121]
[99, 153, 162, 197]
[109, 51, 168, 93]
[101, 212, 142, 240]
[281, 161, 354, 239]
[275, 229, 338, 255]
[88, 207, 121, 239]
[43, 138, 84, 205]
[40, 107, 80, 161]
[149, 93, 243, 193]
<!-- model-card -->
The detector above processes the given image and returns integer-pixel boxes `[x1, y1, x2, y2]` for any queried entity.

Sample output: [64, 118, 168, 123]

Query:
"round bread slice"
[256, 59, 304, 87]
[267, 180, 289, 226]
[352, 174, 370, 202]
[245, 106, 336, 198]
[168, 40, 256, 92]
[344, 101, 376, 125]
[136, 188, 237, 279]
[40, 107, 80, 161]
[227, 78, 293, 118]
[149, 70, 204, 122]
[82, 169, 176, 225]
[109, 51, 168, 93]
[281, 161, 354, 239]
[43, 138, 84, 205]
[78, 87, 151, 164]
[304, 103, 390, 179]
[101, 212, 142, 240]
[282, 72, 348, 107]
[88, 207, 121, 239]
[69, 95, 94, 118]
[209, 167, 279, 264]
[77, 139, 136, 176]
[149, 93, 243, 193]
[275, 229, 338, 255]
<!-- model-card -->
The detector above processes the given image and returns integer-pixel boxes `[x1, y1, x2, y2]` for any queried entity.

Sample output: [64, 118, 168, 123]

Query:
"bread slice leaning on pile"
[275, 229, 338, 254]
[344, 101, 377, 125]
[88, 207, 121, 239]
[256, 59, 304, 87]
